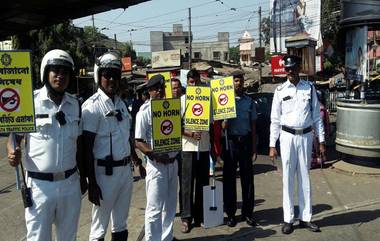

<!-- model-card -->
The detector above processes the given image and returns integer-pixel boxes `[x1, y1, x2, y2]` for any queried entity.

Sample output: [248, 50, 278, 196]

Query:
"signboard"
[271, 55, 286, 75]
[210, 77, 236, 120]
[147, 71, 173, 98]
[121, 57, 132, 72]
[270, 0, 321, 53]
[184, 86, 211, 131]
[151, 98, 182, 153]
[152, 49, 181, 69]
[0, 51, 35, 133]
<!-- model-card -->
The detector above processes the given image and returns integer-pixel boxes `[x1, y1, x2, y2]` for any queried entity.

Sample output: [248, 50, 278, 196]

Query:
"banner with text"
[151, 98, 182, 153]
[0, 50, 35, 133]
[184, 86, 211, 131]
[210, 76, 236, 120]
[147, 71, 173, 98]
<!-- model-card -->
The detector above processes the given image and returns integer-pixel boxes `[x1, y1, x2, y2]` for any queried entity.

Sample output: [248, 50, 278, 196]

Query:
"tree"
[229, 45, 240, 64]
[261, 17, 270, 46]
[13, 21, 95, 88]
[122, 43, 137, 61]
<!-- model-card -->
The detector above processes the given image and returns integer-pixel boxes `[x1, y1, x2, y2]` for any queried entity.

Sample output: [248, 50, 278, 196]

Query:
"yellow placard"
[0, 51, 35, 133]
[151, 98, 182, 153]
[210, 76, 236, 120]
[184, 86, 211, 131]
[147, 71, 173, 98]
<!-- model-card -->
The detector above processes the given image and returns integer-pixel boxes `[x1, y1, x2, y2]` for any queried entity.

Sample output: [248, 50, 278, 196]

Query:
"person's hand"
[7, 146, 21, 167]
[216, 156, 224, 167]
[88, 182, 103, 206]
[80, 177, 88, 195]
[252, 152, 258, 162]
[269, 147, 277, 163]
[319, 143, 326, 160]
[192, 132, 202, 141]
[221, 120, 228, 129]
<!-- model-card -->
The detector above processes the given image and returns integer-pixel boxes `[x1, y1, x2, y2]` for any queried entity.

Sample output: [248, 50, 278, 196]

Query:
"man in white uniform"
[7, 49, 84, 241]
[82, 51, 143, 241]
[135, 74, 179, 241]
[269, 55, 326, 234]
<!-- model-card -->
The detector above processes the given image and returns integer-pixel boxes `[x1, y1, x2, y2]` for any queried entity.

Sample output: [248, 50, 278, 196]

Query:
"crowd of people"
[6, 49, 327, 241]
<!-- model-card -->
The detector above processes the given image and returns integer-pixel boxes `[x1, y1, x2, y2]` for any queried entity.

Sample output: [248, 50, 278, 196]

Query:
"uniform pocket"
[282, 98, 296, 114]
[33, 117, 52, 139]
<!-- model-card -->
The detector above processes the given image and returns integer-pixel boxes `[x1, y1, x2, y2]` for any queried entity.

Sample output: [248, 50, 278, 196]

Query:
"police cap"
[231, 69, 245, 79]
[283, 55, 301, 68]
[146, 74, 165, 88]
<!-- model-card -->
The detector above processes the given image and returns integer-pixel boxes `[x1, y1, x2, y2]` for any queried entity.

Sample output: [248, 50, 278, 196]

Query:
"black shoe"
[281, 222, 294, 234]
[226, 216, 237, 227]
[242, 216, 258, 226]
[299, 221, 320, 232]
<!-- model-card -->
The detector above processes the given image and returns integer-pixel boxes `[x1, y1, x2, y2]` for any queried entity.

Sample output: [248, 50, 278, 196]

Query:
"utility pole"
[92, 15, 95, 41]
[259, 6, 262, 86]
[188, 8, 192, 69]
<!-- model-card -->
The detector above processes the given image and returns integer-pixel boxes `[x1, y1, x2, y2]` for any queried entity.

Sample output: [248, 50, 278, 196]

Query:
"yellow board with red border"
[184, 86, 211, 131]
[210, 76, 236, 120]
[0, 50, 35, 133]
[151, 98, 182, 153]
[147, 72, 172, 98]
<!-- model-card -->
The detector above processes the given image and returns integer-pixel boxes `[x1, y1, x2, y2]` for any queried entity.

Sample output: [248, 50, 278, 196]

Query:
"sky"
[73, 0, 270, 53]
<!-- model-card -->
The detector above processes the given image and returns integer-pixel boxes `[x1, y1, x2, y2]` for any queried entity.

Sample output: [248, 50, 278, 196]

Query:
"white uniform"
[24, 86, 82, 241]
[269, 79, 324, 223]
[135, 100, 178, 241]
[82, 88, 133, 241]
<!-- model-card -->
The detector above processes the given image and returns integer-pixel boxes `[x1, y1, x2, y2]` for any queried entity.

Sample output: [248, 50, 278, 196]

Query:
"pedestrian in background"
[180, 69, 212, 233]
[269, 55, 326, 234]
[135, 74, 179, 241]
[7, 49, 85, 241]
[221, 69, 258, 227]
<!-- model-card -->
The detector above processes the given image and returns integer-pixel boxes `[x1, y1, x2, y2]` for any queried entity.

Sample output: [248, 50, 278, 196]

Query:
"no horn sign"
[0, 88, 20, 112]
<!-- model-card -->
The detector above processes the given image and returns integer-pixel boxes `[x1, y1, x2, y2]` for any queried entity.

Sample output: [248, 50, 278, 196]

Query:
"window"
[242, 55, 248, 61]
[194, 52, 201, 59]
[213, 51, 221, 60]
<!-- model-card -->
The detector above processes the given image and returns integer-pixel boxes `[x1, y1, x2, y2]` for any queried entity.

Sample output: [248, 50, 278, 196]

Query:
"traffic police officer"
[7, 49, 84, 241]
[221, 70, 257, 227]
[269, 55, 326, 234]
[82, 51, 141, 241]
[135, 74, 179, 241]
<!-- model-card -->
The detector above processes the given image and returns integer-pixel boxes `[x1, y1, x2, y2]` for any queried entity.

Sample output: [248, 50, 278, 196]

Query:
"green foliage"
[122, 43, 137, 61]
[135, 56, 151, 67]
[12, 21, 94, 87]
[229, 45, 240, 63]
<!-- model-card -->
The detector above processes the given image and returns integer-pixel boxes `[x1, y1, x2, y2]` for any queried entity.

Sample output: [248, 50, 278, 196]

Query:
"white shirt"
[81, 88, 131, 161]
[135, 99, 178, 158]
[269, 79, 325, 147]
[181, 94, 210, 152]
[24, 86, 81, 172]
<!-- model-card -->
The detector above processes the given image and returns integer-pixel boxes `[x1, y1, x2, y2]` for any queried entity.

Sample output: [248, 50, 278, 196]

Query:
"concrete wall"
[150, 31, 164, 52]
[192, 41, 229, 61]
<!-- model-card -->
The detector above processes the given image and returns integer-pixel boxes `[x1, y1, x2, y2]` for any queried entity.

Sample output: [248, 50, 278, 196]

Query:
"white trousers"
[280, 130, 313, 223]
[145, 160, 178, 241]
[25, 173, 81, 241]
[89, 164, 133, 241]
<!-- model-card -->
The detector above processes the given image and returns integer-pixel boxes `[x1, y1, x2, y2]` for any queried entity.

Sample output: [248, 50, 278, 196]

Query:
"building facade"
[150, 24, 229, 62]
[239, 31, 255, 66]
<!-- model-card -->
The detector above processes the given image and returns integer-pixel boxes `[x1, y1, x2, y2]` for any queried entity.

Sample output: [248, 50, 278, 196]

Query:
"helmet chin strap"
[45, 80, 65, 97]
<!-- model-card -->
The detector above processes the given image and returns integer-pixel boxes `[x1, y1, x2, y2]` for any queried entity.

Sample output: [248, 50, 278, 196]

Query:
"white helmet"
[40, 49, 74, 83]
[94, 51, 122, 84]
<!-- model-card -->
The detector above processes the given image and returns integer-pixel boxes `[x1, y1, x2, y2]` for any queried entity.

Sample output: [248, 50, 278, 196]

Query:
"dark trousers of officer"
[222, 134, 255, 219]
[181, 151, 210, 224]
[177, 152, 183, 214]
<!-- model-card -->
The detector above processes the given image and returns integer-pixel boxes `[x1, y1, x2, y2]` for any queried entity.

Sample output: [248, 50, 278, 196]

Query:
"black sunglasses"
[100, 69, 121, 80]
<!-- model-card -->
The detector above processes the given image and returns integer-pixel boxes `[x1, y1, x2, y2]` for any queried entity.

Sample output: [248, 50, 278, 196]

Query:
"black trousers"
[180, 151, 210, 224]
[222, 135, 255, 218]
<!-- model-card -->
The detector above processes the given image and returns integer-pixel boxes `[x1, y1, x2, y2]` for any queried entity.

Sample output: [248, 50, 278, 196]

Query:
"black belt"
[97, 157, 131, 175]
[282, 126, 312, 135]
[28, 166, 77, 182]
